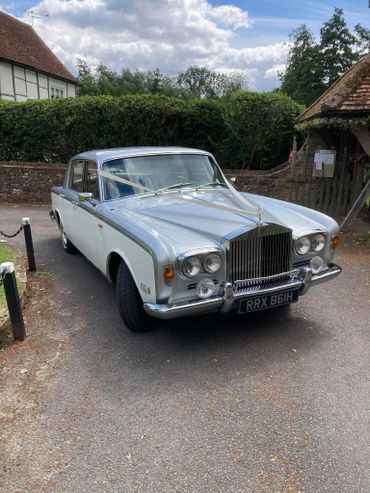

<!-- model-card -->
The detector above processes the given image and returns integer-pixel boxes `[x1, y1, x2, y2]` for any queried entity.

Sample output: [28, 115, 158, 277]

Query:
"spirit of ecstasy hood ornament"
[258, 206, 264, 225]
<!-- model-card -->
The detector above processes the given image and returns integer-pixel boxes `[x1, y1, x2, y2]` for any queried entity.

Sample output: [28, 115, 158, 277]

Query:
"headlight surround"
[181, 256, 201, 278]
[203, 253, 222, 274]
[311, 233, 326, 252]
[296, 236, 311, 255]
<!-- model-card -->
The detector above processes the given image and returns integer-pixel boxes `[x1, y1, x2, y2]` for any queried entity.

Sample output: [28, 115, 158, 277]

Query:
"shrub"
[0, 93, 302, 169]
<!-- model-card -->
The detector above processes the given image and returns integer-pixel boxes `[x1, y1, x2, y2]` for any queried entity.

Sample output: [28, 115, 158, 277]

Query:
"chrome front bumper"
[143, 263, 342, 320]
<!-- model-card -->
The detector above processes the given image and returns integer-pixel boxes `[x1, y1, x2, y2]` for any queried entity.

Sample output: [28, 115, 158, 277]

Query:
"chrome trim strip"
[144, 297, 224, 319]
[310, 264, 342, 286]
[233, 279, 303, 298]
[234, 269, 298, 285]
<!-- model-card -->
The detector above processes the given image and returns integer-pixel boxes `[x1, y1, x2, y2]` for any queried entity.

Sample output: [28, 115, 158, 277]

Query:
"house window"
[50, 87, 64, 98]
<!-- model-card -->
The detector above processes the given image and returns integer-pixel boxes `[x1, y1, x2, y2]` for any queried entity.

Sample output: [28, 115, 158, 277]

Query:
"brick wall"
[224, 161, 294, 202]
[225, 131, 329, 206]
[0, 162, 66, 204]
[0, 159, 301, 204]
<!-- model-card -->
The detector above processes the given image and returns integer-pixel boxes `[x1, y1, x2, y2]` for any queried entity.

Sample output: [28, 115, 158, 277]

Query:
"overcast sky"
[1, 0, 369, 91]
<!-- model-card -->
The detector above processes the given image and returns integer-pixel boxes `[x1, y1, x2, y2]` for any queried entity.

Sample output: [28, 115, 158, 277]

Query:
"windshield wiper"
[195, 182, 228, 190]
[156, 182, 194, 193]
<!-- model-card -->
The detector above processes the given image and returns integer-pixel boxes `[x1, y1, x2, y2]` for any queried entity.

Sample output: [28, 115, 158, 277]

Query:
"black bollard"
[22, 217, 36, 271]
[1, 262, 26, 341]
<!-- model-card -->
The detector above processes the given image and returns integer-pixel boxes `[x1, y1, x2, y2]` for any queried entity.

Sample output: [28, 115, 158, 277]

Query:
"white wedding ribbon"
[98, 169, 262, 221]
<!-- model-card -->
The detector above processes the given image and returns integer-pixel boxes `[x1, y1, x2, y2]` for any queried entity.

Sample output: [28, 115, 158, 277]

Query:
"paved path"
[0, 204, 369, 493]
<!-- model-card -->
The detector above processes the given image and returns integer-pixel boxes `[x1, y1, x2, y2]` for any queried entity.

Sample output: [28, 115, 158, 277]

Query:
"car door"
[60, 159, 85, 248]
[79, 160, 105, 267]
[61, 159, 102, 265]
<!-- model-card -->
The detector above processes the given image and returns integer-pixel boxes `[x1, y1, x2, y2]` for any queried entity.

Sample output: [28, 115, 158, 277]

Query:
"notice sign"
[313, 149, 336, 177]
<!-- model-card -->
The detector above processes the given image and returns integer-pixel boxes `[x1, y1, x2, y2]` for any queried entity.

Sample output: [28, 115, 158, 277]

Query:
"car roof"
[71, 146, 213, 163]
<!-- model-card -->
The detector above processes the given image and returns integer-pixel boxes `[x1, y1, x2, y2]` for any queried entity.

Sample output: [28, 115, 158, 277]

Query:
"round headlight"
[203, 253, 222, 274]
[296, 236, 311, 255]
[182, 256, 201, 278]
[312, 234, 326, 252]
[196, 279, 216, 299]
[310, 255, 325, 275]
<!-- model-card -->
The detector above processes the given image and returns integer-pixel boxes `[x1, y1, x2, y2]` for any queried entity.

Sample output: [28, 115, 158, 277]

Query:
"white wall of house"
[0, 61, 77, 101]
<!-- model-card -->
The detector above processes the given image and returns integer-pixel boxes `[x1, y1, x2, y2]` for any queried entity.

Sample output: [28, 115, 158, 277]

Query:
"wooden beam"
[351, 126, 370, 156]
[340, 179, 370, 231]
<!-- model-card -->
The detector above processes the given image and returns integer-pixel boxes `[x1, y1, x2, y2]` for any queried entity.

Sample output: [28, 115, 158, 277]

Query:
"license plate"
[237, 289, 299, 314]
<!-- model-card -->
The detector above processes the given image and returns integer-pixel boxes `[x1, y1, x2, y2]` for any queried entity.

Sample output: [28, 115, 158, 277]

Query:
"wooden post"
[335, 147, 347, 217]
[22, 217, 36, 271]
[340, 179, 370, 231]
[290, 136, 297, 179]
[0, 262, 26, 341]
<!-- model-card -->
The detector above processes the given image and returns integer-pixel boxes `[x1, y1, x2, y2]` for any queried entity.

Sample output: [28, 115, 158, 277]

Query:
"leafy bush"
[222, 92, 304, 169]
[0, 93, 302, 169]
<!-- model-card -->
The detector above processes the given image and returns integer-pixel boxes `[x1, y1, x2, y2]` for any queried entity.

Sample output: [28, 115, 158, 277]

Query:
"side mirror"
[78, 192, 94, 202]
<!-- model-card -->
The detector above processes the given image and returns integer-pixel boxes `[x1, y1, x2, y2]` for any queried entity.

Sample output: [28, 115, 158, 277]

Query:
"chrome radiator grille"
[227, 224, 292, 286]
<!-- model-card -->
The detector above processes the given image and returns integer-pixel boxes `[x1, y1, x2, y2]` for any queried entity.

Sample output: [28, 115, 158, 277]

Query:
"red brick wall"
[0, 162, 66, 204]
[0, 159, 304, 205]
[224, 132, 328, 204]
[224, 161, 294, 202]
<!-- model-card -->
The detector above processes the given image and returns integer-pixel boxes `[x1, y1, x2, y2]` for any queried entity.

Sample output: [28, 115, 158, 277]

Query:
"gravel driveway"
[0, 204, 369, 493]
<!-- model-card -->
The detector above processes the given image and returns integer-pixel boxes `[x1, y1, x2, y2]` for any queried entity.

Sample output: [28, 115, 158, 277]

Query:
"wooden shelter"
[294, 53, 370, 219]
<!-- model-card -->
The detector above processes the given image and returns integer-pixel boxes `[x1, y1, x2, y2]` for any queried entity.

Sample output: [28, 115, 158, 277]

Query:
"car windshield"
[102, 154, 226, 200]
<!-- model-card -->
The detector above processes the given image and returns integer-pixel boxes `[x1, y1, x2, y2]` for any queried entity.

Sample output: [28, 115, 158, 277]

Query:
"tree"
[280, 9, 368, 105]
[76, 58, 99, 96]
[120, 68, 147, 94]
[95, 64, 123, 96]
[280, 25, 325, 106]
[145, 68, 181, 97]
[354, 23, 370, 56]
[76, 61, 247, 99]
[177, 66, 246, 99]
[319, 7, 359, 87]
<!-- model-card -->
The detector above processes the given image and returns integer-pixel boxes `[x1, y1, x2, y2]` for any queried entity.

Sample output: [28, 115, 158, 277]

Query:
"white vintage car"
[51, 147, 342, 332]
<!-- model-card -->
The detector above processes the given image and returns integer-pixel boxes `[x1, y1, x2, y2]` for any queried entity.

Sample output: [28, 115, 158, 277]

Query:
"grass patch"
[0, 242, 24, 310]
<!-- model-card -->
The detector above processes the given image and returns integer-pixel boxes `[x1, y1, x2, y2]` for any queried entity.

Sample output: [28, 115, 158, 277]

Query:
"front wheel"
[116, 261, 155, 332]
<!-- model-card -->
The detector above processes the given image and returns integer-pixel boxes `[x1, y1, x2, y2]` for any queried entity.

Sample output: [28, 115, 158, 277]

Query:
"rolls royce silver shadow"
[50, 147, 342, 332]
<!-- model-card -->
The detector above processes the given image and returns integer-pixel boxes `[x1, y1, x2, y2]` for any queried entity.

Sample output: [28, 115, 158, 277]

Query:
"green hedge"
[0, 93, 302, 170]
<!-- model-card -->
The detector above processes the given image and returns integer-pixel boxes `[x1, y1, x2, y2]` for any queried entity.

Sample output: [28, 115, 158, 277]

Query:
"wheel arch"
[107, 249, 148, 301]
[107, 251, 124, 284]
[106, 246, 158, 304]
[54, 209, 61, 227]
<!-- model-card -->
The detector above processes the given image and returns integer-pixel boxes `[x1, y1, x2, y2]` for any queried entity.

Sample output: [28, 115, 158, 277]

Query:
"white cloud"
[208, 5, 252, 29]
[264, 63, 286, 79]
[215, 43, 289, 68]
[13, 0, 289, 90]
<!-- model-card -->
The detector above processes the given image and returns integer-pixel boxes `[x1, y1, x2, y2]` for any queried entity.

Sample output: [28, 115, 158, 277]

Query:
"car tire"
[60, 223, 78, 254]
[116, 261, 155, 332]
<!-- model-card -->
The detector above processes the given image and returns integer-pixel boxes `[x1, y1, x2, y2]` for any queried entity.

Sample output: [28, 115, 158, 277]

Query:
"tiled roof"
[0, 10, 77, 83]
[297, 52, 370, 122]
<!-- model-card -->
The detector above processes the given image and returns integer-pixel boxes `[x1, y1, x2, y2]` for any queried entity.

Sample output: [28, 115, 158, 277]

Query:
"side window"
[50, 87, 64, 98]
[69, 160, 84, 192]
[86, 161, 100, 200]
